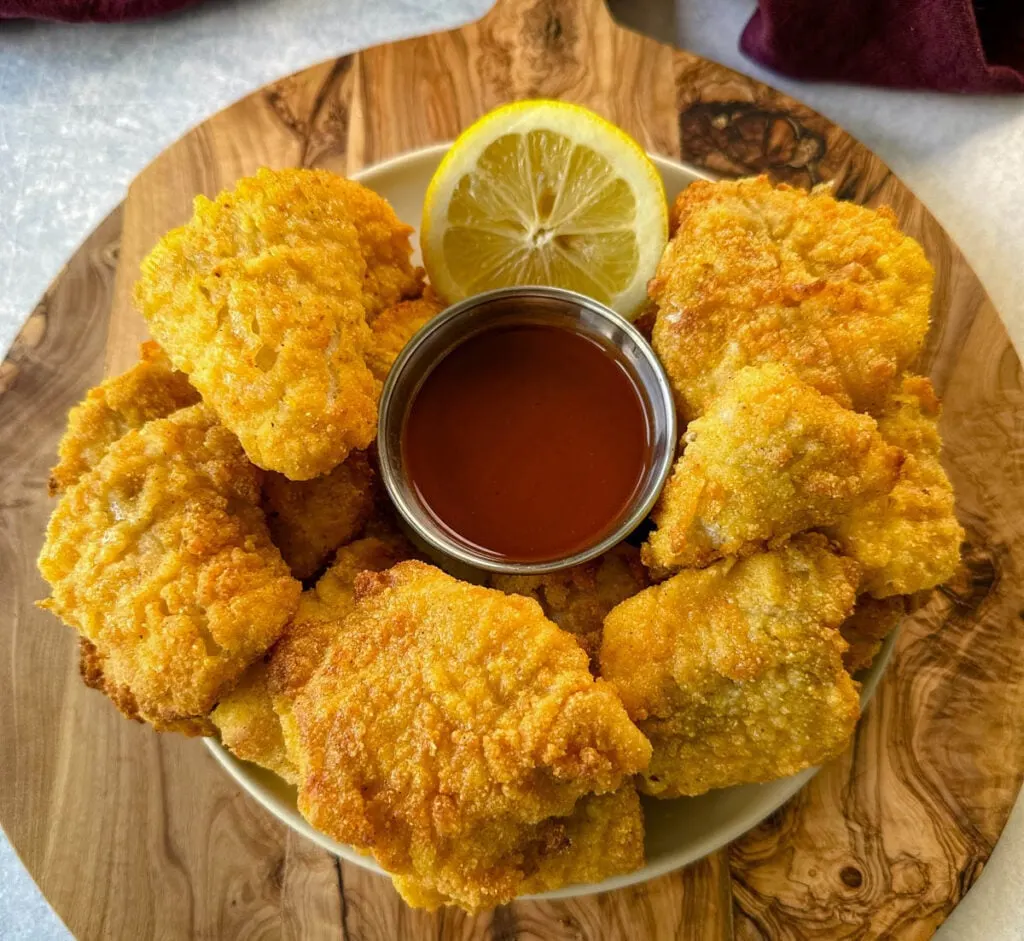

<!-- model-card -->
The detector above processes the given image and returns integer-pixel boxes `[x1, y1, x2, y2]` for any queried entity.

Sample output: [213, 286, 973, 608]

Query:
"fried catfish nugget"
[393, 783, 645, 912]
[602, 534, 860, 797]
[367, 288, 446, 381]
[135, 168, 421, 480]
[49, 341, 199, 495]
[211, 534, 415, 780]
[38, 404, 301, 733]
[642, 365, 903, 576]
[291, 561, 651, 910]
[825, 376, 963, 597]
[840, 595, 905, 674]
[650, 176, 934, 420]
[208, 659, 295, 778]
[491, 544, 648, 666]
[261, 450, 377, 580]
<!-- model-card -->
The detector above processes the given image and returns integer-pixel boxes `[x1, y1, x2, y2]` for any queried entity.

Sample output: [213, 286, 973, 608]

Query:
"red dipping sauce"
[401, 323, 652, 563]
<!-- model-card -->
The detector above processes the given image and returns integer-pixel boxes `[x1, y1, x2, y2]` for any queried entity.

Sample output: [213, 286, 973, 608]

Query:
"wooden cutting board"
[2, 1, 1022, 938]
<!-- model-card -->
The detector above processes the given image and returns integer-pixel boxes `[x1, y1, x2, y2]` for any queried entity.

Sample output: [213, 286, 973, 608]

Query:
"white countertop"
[2, 0, 1023, 937]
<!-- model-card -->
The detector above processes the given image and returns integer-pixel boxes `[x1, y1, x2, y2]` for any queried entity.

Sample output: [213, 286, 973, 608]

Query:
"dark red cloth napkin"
[742, 0, 1024, 92]
[0, 0, 200, 20]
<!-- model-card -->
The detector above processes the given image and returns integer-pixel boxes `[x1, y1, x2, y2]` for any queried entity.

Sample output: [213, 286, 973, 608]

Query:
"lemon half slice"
[422, 100, 668, 319]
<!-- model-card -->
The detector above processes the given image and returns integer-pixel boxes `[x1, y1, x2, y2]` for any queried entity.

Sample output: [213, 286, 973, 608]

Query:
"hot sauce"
[401, 322, 652, 563]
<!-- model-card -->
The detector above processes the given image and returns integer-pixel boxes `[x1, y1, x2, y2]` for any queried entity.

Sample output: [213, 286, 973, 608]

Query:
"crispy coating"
[601, 534, 860, 797]
[210, 657, 294, 778]
[261, 450, 377, 580]
[491, 544, 648, 666]
[79, 638, 215, 736]
[367, 288, 446, 381]
[38, 404, 301, 731]
[650, 176, 934, 420]
[840, 595, 905, 674]
[49, 341, 199, 495]
[392, 783, 645, 912]
[271, 536, 418, 700]
[642, 365, 903, 576]
[212, 535, 416, 780]
[825, 376, 963, 597]
[135, 168, 420, 480]
[291, 561, 651, 909]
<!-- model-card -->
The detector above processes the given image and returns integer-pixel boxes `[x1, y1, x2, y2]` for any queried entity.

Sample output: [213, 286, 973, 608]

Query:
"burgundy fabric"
[0, 0, 201, 21]
[742, 0, 1024, 93]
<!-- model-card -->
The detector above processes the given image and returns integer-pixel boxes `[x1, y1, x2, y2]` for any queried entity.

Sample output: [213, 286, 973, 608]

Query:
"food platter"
[199, 142, 902, 900]
[2, 0, 1023, 937]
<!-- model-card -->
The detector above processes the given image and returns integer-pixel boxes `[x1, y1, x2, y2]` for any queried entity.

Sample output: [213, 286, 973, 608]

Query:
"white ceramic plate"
[205, 144, 898, 899]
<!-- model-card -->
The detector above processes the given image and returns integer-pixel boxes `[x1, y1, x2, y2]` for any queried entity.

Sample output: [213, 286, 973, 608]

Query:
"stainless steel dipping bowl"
[376, 286, 677, 575]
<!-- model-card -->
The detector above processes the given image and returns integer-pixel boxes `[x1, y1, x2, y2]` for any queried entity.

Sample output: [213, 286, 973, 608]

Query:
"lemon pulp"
[422, 101, 667, 318]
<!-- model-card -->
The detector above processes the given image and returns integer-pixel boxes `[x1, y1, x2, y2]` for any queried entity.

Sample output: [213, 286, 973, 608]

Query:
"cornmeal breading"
[79, 638, 214, 736]
[211, 534, 416, 781]
[261, 450, 377, 580]
[826, 375, 963, 597]
[392, 783, 645, 912]
[367, 289, 446, 381]
[650, 176, 933, 420]
[49, 341, 199, 495]
[135, 168, 420, 480]
[491, 543, 648, 666]
[840, 594, 905, 674]
[209, 657, 294, 778]
[38, 404, 300, 732]
[642, 364, 903, 576]
[291, 561, 651, 910]
[602, 535, 860, 797]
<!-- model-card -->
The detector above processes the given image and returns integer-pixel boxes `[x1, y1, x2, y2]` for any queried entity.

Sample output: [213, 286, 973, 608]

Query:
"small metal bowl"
[377, 286, 677, 576]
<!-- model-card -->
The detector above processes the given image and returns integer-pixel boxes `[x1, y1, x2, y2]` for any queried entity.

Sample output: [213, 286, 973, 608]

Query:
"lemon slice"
[422, 100, 668, 318]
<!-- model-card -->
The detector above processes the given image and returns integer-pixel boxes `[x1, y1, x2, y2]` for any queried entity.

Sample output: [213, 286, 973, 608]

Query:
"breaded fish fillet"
[261, 450, 377, 580]
[291, 561, 651, 910]
[135, 168, 421, 480]
[642, 365, 903, 576]
[211, 534, 414, 780]
[491, 543, 648, 666]
[392, 783, 645, 912]
[650, 176, 934, 420]
[825, 375, 963, 597]
[208, 657, 294, 778]
[269, 535, 417, 701]
[601, 534, 860, 797]
[49, 341, 199, 495]
[367, 288, 446, 381]
[840, 594, 905, 674]
[38, 404, 300, 733]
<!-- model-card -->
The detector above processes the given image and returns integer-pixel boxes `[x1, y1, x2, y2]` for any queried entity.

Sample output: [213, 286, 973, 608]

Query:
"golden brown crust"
[291, 561, 650, 909]
[269, 535, 418, 701]
[642, 364, 903, 577]
[840, 594, 906, 674]
[392, 783, 645, 912]
[367, 288, 446, 381]
[212, 535, 418, 780]
[210, 658, 296, 780]
[602, 534, 860, 797]
[79, 638, 216, 736]
[491, 543, 648, 667]
[49, 341, 199, 496]
[261, 451, 378, 580]
[650, 176, 933, 421]
[826, 375, 964, 597]
[38, 404, 300, 730]
[135, 168, 421, 480]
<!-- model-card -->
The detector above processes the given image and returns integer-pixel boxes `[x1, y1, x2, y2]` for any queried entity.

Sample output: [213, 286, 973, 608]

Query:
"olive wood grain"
[1, 0, 1020, 938]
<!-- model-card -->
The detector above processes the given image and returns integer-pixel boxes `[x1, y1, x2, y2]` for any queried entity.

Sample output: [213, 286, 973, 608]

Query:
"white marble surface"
[2, 0, 1024, 938]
